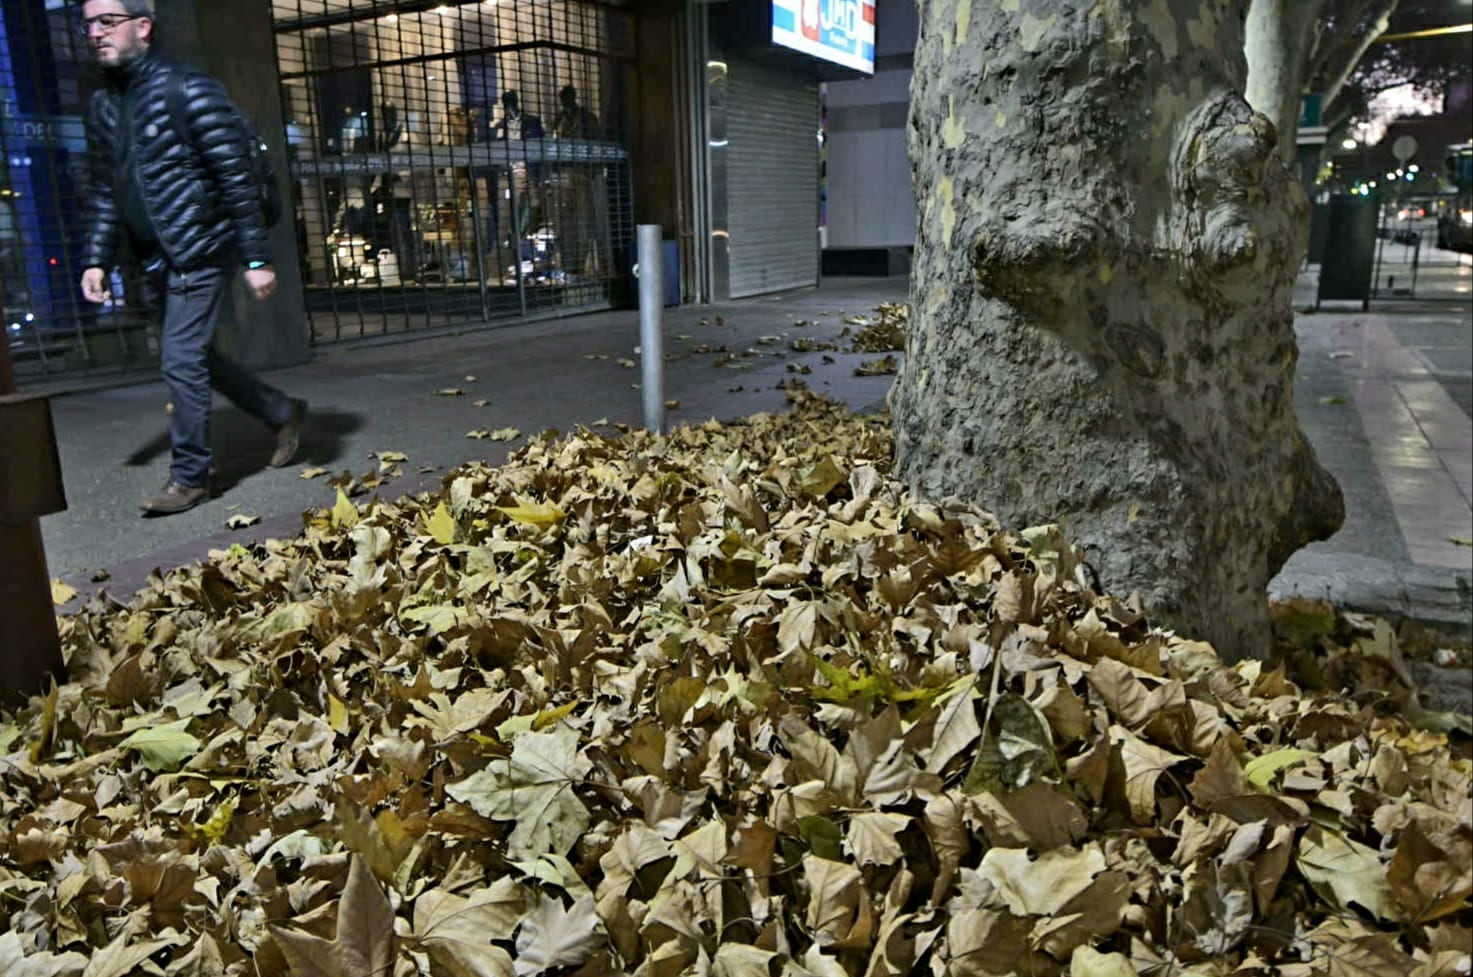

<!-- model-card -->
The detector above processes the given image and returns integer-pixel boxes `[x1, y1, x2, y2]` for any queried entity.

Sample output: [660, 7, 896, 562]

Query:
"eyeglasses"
[76, 13, 144, 38]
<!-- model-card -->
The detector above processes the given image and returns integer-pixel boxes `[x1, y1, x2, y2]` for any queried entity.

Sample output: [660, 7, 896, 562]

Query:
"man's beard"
[96, 42, 145, 69]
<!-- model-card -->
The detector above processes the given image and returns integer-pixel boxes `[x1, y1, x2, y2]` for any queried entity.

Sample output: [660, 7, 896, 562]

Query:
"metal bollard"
[636, 225, 665, 434]
[0, 328, 68, 705]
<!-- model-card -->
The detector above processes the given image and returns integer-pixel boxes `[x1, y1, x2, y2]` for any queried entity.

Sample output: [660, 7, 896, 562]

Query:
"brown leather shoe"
[269, 399, 308, 468]
[140, 481, 209, 516]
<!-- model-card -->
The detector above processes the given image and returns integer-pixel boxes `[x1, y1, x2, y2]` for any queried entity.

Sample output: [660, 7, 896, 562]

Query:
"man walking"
[77, 0, 305, 515]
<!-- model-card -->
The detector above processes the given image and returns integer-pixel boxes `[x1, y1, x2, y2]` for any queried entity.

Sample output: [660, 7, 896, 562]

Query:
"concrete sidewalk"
[43, 278, 907, 602]
[39, 275, 1472, 647]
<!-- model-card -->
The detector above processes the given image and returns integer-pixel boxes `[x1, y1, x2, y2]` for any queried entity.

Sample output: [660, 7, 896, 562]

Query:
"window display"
[274, 0, 635, 342]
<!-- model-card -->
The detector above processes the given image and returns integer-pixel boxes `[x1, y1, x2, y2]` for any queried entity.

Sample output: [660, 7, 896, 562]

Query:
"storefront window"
[274, 0, 636, 343]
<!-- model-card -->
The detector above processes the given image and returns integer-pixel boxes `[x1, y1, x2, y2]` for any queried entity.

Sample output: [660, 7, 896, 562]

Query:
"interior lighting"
[1342, 138, 1358, 149]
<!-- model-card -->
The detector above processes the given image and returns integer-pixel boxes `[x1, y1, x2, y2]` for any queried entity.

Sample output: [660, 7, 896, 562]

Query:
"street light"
[1342, 138, 1358, 149]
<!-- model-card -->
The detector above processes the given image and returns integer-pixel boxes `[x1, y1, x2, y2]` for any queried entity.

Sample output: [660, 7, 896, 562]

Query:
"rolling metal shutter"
[726, 58, 817, 298]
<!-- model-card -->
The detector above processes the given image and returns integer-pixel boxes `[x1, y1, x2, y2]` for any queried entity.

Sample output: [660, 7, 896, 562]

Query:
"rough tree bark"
[891, 0, 1345, 661]
[1245, 0, 1326, 163]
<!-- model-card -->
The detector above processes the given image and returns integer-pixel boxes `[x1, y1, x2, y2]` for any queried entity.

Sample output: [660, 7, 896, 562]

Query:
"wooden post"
[0, 322, 67, 705]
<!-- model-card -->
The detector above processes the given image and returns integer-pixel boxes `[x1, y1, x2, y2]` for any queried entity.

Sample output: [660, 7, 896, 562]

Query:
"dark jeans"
[155, 263, 290, 487]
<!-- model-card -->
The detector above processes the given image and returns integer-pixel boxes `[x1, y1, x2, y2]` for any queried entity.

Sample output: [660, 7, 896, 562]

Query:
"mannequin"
[552, 84, 601, 140]
[550, 85, 607, 282]
[337, 105, 367, 154]
[494, 90, 544, 141]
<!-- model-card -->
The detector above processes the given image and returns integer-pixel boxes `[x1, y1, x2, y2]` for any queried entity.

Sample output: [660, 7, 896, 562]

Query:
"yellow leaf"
[29, 684, 58, 763]
[332, 488, 360, 530]
[533, 700, 579, 731]
[1244, 748, 1317, 791]
[51, 579, 77, 605]
[497, 497, 565, 530]
[328, 694, 349, 735]
[197, 796, 237, 846]
[1071, 946, 1139, 977]
[425, 502, 457, 545]
[119, 718, 202, 772]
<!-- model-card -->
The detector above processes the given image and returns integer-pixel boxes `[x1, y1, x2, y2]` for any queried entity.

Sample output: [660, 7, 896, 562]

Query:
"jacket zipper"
[123, 86, 180, 272]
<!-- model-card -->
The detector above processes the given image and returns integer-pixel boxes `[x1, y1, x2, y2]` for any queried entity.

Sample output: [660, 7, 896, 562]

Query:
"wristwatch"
[248, 261, 270, 270]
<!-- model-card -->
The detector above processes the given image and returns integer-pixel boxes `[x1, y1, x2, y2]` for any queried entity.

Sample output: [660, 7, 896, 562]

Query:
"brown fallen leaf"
[2, 372, 1469, 976]
[514, 895, 604, 975]
[270, 855, 396, 977]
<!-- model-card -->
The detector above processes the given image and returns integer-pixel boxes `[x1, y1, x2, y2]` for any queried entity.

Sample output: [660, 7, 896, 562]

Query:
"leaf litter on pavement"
[2, 391, 1469, 977]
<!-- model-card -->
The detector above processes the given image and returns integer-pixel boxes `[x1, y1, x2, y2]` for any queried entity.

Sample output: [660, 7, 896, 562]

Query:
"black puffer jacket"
[80, 53, 271, 272]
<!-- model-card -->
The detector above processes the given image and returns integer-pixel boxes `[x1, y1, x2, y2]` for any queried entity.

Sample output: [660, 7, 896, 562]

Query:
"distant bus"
[1437, 142, 1473, 253]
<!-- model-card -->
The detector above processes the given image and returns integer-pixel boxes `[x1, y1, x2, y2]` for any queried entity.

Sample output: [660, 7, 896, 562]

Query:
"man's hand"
[244, 266, 277, 302]
[80, 267, 111, 304]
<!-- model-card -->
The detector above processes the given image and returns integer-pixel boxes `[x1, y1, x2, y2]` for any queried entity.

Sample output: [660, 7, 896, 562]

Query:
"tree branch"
[1320, 0, 1400, 115]
[1308, 0, 1384, 79]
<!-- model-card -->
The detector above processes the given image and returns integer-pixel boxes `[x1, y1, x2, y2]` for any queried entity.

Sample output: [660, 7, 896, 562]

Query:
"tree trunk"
[1245, 0, 1325, 164]
[892, 0, 1345, 661]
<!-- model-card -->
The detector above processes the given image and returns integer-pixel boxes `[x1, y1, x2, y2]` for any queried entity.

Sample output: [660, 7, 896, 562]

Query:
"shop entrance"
[273, 0, 637, 344]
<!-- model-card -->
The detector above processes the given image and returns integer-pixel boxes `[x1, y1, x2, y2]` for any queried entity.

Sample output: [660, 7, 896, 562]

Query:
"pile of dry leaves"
[845, 305, 907, 355]
[2, 393, 1469, 977]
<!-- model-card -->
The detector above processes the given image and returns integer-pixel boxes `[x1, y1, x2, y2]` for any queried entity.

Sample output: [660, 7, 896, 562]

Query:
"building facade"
[3, 0, 868, 387]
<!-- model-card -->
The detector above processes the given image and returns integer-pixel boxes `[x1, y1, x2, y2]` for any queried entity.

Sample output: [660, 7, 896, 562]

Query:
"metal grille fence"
[1372, 196, 1473, 303]
[273, 0, 636, 344]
